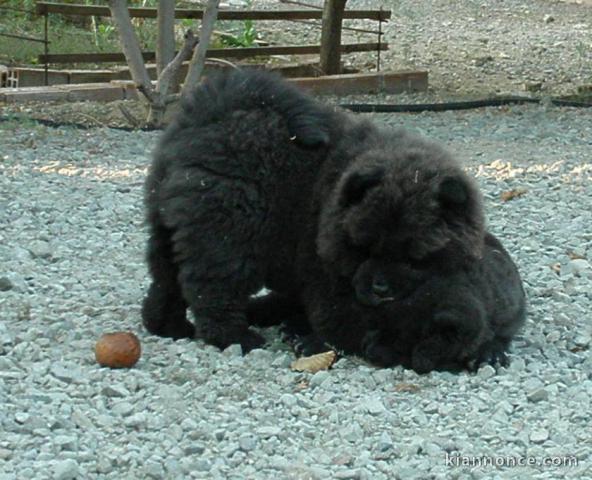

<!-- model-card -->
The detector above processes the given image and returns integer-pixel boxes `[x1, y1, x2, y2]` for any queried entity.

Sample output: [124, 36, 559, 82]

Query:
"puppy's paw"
[238, 330, 267, 354]
[362, 330, 397, 367]
[468, 341, 509, 371]
[411, 340, 444, 374]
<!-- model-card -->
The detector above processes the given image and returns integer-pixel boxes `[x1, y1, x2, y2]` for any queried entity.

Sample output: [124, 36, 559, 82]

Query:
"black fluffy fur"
[357, 232, 526, 373]
[142, 68, 504, 361]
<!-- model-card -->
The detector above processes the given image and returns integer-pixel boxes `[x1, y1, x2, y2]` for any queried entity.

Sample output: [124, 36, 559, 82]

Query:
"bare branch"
[156, 0, 175, 76]
[118, 104, 141, 128]
[205, 57, 240, 70]
[157, 30, 200, 96]
[183, 0, 221, 96]
[108, 0, 154, 101]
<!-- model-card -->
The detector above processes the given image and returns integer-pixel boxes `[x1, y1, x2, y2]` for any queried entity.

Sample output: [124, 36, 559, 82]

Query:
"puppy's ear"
[438, 175, 470, 205]
[340, 167, 385, 207]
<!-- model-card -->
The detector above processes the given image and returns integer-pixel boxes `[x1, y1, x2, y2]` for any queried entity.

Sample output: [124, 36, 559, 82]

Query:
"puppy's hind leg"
[142, 223, 194, 339]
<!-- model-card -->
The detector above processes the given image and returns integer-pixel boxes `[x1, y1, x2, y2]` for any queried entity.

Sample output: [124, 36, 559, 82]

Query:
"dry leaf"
[294, 380, 309, 391]
[500, 187, 528, 202]
[290, 351, 337, 373]
[393, 382, 421, 393]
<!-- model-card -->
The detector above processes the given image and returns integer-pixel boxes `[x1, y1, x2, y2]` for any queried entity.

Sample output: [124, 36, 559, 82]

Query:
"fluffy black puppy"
[142, 69, 484, 353]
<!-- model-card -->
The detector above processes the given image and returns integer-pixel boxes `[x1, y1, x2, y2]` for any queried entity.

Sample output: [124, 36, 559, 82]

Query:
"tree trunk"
[108, 0, 154, 100]
[319, 0, 347, 75]
[156, 0, 175, 76]
[183, 0, 221, 95]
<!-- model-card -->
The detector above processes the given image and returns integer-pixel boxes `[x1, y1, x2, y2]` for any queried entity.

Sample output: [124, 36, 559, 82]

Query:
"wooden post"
[319, 0, 347, 75]
[156, 0, 175, 76]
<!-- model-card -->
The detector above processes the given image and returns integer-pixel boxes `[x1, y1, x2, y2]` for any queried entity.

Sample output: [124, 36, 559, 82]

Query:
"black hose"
[340, 96, 592, 113]
[1, 96, 590, 131]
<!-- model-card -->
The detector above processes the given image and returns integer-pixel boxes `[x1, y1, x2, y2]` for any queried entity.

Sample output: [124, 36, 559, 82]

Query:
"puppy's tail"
[181, 69, 332, 148]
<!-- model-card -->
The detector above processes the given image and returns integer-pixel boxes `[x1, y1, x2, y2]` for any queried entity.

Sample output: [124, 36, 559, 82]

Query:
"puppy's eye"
[371, 276, 390, 296]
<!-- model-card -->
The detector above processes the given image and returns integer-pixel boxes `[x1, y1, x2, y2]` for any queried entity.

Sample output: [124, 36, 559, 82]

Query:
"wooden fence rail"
[39, 42, 387, 64]
[35, 3, 391, 21]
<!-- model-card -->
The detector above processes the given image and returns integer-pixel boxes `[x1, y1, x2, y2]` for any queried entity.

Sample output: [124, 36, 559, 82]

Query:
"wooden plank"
[0, 70, 427, 103]
[39, 42, 388, 64]
[35, 3, 391, 21]
[0, 83, 126, 103]
[290, 71, 429, 95]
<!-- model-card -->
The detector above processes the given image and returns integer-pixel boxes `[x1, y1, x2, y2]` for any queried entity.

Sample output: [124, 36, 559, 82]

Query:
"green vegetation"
[0, 1, 259, 67]
[220, 20, 258, 48]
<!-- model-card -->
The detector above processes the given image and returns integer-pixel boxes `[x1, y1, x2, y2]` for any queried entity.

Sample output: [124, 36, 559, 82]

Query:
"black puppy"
[142, 69, 485, 353]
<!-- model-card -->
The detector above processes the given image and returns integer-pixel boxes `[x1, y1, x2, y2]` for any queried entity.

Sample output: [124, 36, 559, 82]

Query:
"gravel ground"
[1, 102, 591, 479]
[251, 0, 592, 97]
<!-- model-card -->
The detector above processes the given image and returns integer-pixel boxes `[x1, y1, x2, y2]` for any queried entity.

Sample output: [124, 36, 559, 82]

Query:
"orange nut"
[95, 331, 141, 369]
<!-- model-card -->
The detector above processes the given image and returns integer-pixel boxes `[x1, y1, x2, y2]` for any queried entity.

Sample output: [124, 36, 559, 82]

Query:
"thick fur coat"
[142, 69, 523, 369]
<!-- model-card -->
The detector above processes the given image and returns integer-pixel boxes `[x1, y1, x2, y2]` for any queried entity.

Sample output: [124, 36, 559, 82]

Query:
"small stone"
[334, 469, 361, 480]
[194, 459, 211, 472]
[364, 396, 386, 415]
[180, 418, 198, 431]
[271, 353, 293, 368]
[573, 332, 592, 347]
[0, 448, 12, 460]
[280, 393, 297, 407]
[545, 331, 561, 343]
[223, 344, 243, 357]
[183, 444, 205, 455]
[562, 259, 591, 278]
[543, 14, 555, 24]
[530, 429, 549, 443]
[339, 423, 363, 442]
[125, 412, 148, 429]
[112, 402, 135, 416]
[477, 364, 496, 379]
[508, 357, 526, 373]
[14, 412, 30, 424]
[53, 459, 79, 480]
[28, 240, 52, 259]
[144, 461, 165, 479]
[0, 277, 13, 291]
[55, 435, 77, 451]
[238, 435, 257, 452]
[51, 365, 81, 384]
[101, 384, 130, 398]
[256, 426, 282, 438]
[377, 432, 393, 453]
[309, 370, 331, 388]
[527, 388, 549, 403]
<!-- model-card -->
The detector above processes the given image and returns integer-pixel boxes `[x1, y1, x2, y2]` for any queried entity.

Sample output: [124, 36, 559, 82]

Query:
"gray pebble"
[477, 364, 496, 379]
[530, 429, 549, 443]
[309, 370, 331, 388]
[0, 277, 13, 291]
[335, 469, 361, 480]
[527, 388, 549, 403]
[238, 435, 258, 452]
[53, 459, 79, 480]
[28, 240, 53, 259]
[223, 344, 243, 357]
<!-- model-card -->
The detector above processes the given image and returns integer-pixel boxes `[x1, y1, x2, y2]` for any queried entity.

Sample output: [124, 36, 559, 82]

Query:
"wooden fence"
[35, 2, 390, 84]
